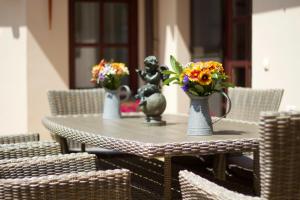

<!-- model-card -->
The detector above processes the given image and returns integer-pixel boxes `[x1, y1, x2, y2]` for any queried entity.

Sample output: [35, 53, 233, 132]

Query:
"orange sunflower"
[198, 69, 212, 85]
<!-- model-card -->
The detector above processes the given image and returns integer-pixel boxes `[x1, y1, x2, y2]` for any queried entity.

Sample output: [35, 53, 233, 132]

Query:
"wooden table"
[43, 114, 259, 199]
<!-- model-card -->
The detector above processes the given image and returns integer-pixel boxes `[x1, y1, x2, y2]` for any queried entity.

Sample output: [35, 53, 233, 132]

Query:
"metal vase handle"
[118, 85, 131, 102]
[212, 91, 231, 124]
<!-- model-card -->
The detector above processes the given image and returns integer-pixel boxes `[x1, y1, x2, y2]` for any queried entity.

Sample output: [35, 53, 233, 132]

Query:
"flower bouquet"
[163, 56, 233, 96]
[91, 59, 129, 90]
[91, 59, 130, 119]
[163, 56, 234, 135]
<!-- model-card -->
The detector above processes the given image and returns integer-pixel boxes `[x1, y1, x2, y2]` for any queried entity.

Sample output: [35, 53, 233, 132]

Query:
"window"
[191, 0, 224, 61]
[191, 0, 252, 87]
[69, 0, 138, 92]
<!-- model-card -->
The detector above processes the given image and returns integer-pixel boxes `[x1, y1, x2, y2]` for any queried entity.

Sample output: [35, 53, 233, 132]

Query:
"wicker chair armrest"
[0, 133, 39, 144]
[0, 141, 61, 160]
[0, 169, 131, 200]
[0, 153, 96, 179]
[179, 170, 260, 200]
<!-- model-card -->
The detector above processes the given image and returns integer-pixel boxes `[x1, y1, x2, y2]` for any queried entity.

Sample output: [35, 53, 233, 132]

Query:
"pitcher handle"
[212, 91, 231, 124]
[118, 85, 131, 102]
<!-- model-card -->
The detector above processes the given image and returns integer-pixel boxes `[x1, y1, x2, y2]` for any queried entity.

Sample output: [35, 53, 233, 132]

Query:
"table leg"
[253, 149, 260, 195]
[52, 134, 69, 154]
[81, 143, 86, 152]
[164, 156, 172, 200]
[213, 154, 226, 180]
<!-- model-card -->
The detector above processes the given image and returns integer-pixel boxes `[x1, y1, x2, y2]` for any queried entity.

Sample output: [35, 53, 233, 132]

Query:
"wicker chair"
[225, 88, 284, 180]
[0, 133, 39, 144]
[226, 87, 284, 122]
[47, 88, 113, 153]
[0, 153, 131, 200]
[0, 141, 61, 160]
[179, 111, 300, 200]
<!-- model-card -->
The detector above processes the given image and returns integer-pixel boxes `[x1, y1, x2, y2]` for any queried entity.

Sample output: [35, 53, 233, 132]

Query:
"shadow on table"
[213, 130, 245, 135]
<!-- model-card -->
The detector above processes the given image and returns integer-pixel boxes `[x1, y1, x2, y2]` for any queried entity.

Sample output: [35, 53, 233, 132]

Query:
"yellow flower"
[111, 63, 127, 75]
[187, 66, 202, 82]
[205, 61, 223, 73]
[90, 65, 101, 83]
[194, 61, 205, 69]
[198, 70, 212, 85]
[179, 72, 185, 83]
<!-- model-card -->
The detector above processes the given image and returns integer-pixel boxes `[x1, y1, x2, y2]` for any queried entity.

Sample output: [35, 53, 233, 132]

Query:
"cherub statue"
[135, 56, 168, 106]
[135, 56, 168, 125]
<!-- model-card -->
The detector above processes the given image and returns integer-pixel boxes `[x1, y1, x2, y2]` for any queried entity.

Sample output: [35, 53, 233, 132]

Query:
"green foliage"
[170, 55, 183, 74]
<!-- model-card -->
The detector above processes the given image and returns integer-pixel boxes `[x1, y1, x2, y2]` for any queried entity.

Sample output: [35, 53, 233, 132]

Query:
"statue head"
[144, 56, 159, 72]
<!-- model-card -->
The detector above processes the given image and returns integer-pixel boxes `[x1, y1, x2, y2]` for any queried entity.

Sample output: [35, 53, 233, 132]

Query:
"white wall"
[252, 0, 300, 110]
[158, 0, 190, 114]
[0, 0, 28, 134]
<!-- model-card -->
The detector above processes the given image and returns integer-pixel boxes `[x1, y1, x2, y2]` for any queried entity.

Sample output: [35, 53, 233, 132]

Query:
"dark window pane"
[75, 2, 100, 43]
[232, 67, 246, 87]
[103, 48, 129, 85]
[75, 47, 100, 88]
[191, 0, 223, 60]
[103, 47, 128, 63]
[233, 23, 247, 60]
[233, 0, 251, 17]
[104, 3, 128, 44]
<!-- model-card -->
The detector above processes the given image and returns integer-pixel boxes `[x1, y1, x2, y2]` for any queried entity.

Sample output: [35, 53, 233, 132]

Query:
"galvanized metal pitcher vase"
[103, 85, 131, 119]
[187, 91, 231, 136]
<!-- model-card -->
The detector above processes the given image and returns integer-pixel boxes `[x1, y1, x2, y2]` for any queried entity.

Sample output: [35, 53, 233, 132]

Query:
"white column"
[158, 0, 190, 114]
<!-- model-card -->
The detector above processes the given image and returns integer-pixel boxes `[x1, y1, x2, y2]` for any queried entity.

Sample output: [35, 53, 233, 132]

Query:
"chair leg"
[52, 134, 69, 154]
[253, 149, 260, 195]
[213, 154, 226, 180]
[164, 156, 172, 200]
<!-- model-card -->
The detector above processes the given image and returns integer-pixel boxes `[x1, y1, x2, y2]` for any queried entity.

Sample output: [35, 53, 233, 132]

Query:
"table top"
[43, 114, 259, 158]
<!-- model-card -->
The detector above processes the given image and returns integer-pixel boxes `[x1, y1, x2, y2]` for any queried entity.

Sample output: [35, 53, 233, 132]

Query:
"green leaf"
[221, 82, 235, 88]
[162, 70, 177, 75]
[194, 85, 204, 93]
[163, 77, 178, 85]
[170, 55, 183, 74]
[211, 73, 219, 79]
[188, 88, 198, 96]
[214, 83, 223, 91]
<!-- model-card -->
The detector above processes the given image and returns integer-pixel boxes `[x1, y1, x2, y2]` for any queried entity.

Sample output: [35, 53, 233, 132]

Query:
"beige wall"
[0, 0, 69, 138]
[27, 0, 69, 139]
[252, 0, 300, 110]
[0, 0, 28, 134]
[158, 0, 190, 114]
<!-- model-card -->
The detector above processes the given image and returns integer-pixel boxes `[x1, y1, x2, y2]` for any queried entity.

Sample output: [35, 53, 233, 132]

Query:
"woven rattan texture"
[179, 170, 259, 200]
[0, 133, 39, 144]
[47, 88, 104, 116]
[0, 141, 61, 160]
[259, 111, 300, 199]
[179, 111, 300, 200]
[48, 88, 104, 151]
[0, 169, 131, 200]
[0, 153, 96, 179]
[43, 117, 259, 158]
[226, 87, 283, 122]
